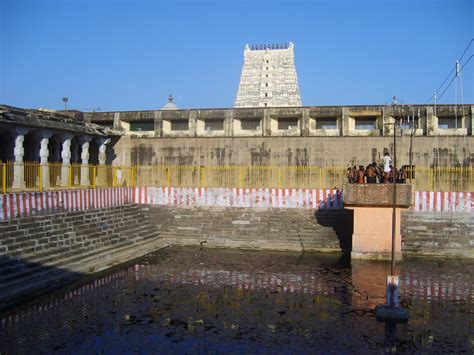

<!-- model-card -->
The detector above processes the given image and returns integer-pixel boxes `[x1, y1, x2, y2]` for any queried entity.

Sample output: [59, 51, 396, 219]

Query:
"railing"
[1, 161, 135, 193]
[1, 162, 473, 193]
[134, 165, 346, 190]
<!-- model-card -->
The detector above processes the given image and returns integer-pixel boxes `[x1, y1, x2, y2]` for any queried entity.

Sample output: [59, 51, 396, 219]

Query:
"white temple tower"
[234, 42, 302, 108]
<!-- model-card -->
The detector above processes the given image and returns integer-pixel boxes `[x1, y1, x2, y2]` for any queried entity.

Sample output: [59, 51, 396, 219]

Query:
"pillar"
[113, 112, 121, 130]
[80, 137, 92, 186]
[301, 108, 310, 137]
[60, 133, 74, 187]
[382, 107, 391, 136]
[426, 106, 436, 136]
[153, 110, 162, 137]
[12, 128, 29, 189]
[262, 108, 272, 136]
[341, 107, 349, 136]
[39, 130, 53, 189]
[97, 138, 110, 186]
[225, 109, 234, 137]
[188, 110, 197, 137]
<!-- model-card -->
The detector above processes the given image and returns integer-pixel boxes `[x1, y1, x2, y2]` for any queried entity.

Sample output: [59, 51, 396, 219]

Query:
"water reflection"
[0, 248, 472, 353]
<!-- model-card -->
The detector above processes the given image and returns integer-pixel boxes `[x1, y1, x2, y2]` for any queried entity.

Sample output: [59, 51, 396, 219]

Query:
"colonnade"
[1, 128, 111, 189]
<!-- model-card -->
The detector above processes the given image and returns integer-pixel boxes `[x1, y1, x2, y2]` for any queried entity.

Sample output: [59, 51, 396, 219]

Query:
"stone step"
[111, 220, 154, 237]
[0, 232, 128, 282]
[0, 230, 161, 297]
[0, 245, 98, 285]
[0, 221, 157, 284]
[0, 233, 165, 308]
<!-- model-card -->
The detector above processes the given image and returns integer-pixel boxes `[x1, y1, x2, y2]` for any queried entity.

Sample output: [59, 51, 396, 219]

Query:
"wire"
[460, 54, 474, 71]
[423, 38, 473, 104]
[458, 38, 473, 62]
[437, 55, 473, 101]
[423, 66, 455, 104]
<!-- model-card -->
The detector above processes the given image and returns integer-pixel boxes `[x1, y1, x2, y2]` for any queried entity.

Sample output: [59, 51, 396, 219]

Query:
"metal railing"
[1, 162, 472, 193]
[1, 161, 135, 193]
[134, 165, 346, 190]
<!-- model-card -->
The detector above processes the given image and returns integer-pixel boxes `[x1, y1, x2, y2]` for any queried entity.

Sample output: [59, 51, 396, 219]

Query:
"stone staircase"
[0, 204, 354, 310]
[0, 205, 165, 310]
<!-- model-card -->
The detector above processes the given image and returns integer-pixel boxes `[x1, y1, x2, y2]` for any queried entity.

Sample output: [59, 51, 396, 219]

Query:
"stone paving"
[0, 247, 472, 353]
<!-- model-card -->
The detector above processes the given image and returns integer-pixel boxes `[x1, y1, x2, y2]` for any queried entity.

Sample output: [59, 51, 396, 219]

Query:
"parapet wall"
[88, 104, 474, 138]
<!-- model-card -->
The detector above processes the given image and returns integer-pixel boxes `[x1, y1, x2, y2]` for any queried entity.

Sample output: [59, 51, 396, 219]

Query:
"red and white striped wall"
[1, 187, 472, 220]
[136, 187, 474, 212]
[413, 191, 473, 212]
[135, 186, 344, 209]
[1, 187, 133, 220]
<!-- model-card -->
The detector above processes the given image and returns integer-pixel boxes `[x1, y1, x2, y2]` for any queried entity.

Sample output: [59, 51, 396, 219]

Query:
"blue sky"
[1, 0, 473, 111]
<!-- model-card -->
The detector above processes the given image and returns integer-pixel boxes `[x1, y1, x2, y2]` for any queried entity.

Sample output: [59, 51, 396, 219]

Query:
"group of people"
[347, 153, 408, 184]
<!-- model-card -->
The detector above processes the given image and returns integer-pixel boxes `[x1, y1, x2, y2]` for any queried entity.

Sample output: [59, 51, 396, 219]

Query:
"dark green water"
[1, 247, 473, 353]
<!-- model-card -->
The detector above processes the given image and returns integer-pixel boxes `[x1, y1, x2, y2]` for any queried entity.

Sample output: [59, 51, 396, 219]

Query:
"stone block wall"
[401, 211, 474, 258]
[144, 206, 353, 254]
[0, 205, 164, 310]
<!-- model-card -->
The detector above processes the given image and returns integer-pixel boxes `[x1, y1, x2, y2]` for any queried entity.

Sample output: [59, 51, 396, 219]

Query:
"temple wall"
[112, 135, 474, 168]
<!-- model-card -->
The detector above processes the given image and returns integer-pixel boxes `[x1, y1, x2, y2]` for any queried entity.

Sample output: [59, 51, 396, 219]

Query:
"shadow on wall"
[0, 254, 84, 312]
[314, 209, 353, 255]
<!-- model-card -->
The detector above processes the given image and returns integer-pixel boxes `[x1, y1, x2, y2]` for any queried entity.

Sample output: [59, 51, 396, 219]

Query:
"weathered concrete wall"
[112, 135, 474, 167]
[0, 205, 165, 310]
[145, 206, 353, 253]
[401, 211, 474, 258]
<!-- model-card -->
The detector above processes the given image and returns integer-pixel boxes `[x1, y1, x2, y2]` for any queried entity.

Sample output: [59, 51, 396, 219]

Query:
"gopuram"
[235, 43, 302, 108]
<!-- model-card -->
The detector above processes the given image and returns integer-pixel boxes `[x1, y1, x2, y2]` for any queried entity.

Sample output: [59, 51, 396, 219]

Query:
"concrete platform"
[343, 184, 413, 260]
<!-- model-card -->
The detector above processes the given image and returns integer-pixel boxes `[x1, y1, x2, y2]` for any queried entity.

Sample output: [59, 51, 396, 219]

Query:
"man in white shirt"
[382, 152, 392, 183]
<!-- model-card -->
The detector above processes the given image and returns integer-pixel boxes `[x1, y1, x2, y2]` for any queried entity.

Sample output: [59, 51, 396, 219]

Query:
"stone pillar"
[262, 108, 272, 136]
[426, 106, 436, 136]
[12, 128, 29, 189]
[113, 112, 121, 130]
[39, 130, 53, 189]
[153, 110, 162, 137]
[80, 137, 92, 186]
[341, 107, 349, 136]
[60, 133, 74, 187]
[301, 108, 310, 137]
[382, 107, 390, 136]
[225, 109, 234, 137]
[188, 110, 198, 137]
[97, 138, 110, 186]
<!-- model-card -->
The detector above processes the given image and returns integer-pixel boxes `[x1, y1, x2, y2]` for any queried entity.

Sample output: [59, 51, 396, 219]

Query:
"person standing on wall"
[382, 152, 392, 183]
